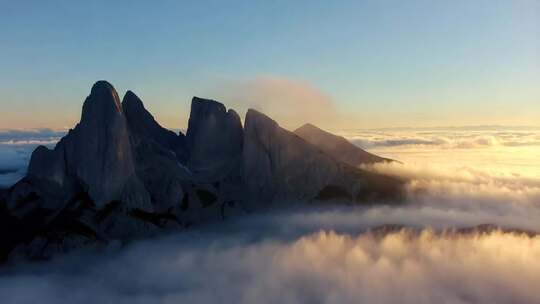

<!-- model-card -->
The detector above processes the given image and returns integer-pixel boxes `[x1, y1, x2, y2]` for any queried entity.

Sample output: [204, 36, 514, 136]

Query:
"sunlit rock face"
[185, 97, 244, 181]
[294, 123, 392, 166]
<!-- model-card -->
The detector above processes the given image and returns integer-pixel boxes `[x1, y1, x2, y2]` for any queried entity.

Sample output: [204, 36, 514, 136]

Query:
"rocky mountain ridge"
[0, 81, 404, 262]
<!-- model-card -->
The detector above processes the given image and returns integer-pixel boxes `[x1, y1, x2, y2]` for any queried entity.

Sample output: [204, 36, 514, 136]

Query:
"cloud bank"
[2, 158, 540, 304]
[1, 127, 539, 303]
[1, 222, 538, 304]
[0, 129, 63, 187]
[340, 128, 540, 150]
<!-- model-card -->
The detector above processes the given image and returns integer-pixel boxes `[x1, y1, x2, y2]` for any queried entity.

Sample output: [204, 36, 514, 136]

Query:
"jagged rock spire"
[81, 80, 123, 122]
[185, 97, 243, 179]
[27, 81, 151, 210]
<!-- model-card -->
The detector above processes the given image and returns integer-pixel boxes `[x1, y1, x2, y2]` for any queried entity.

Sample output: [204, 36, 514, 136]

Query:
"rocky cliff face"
[26, 81, 151, 211]
[294, 123, 393, 166]
[0, 81, 404, 262]
[185, 97, 244, 181]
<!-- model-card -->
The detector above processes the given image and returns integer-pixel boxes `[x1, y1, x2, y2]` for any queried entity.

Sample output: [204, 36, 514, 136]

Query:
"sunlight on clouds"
[270, 230, 540, 304]
[1, 127, 540, 304]
[339, 128, 540, 177]
[2, 228, 539, 304]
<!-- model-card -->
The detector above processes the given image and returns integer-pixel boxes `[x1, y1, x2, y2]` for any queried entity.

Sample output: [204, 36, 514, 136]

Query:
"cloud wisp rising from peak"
[212, 76, 343, 129]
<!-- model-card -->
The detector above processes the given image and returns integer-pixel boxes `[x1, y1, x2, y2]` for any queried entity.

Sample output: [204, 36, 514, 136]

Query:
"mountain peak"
[245, 108, 278, 130]
[122, 89, 187, 161]
[91, 80, 115, 92]
[122, 90, 145, 113]
[82, 81, 122, 123]
[191, 96, 227, 113]
[91, 80, 121, 109]
[296, 123, 320, 132]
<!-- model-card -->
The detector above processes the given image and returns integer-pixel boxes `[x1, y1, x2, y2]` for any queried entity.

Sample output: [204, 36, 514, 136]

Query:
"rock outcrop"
[294, 123, 393, 166]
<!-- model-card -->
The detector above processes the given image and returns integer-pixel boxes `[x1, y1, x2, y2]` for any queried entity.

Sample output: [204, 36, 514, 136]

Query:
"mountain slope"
[294, 123, 393, 166]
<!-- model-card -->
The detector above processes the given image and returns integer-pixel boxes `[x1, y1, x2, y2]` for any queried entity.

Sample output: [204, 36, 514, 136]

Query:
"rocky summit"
[0, 81, 404, 262]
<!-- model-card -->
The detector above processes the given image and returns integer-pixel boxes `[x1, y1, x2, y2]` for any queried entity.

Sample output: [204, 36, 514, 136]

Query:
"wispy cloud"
[212, 76, 341, 129]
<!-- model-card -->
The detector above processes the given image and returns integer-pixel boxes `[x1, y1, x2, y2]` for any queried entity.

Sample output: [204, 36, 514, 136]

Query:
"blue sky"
[0, 0, 538, 129]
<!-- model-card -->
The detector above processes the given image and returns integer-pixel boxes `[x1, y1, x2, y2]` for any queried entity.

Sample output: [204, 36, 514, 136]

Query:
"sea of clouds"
[0, 129, 64, 187]
[0, 127, 539, 303]
[339, 126, 540, 150]
[1, 210, 539, 304]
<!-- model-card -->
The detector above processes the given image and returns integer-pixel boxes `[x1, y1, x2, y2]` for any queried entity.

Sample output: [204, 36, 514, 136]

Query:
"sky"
[0, 0, 539, 130]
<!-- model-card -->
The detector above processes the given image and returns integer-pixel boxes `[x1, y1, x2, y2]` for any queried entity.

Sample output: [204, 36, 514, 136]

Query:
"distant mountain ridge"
[0, 80, 403, 262]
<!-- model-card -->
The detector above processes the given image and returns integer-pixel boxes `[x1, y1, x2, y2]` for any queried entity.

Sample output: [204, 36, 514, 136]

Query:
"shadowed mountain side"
[185, 97, 244, 181]
[123, 91, 188, 163]
[1, 82, 238, 262]
[122, 91, 192, 214]
[24, 81, 151, 212]
[294, 123, 394, 166]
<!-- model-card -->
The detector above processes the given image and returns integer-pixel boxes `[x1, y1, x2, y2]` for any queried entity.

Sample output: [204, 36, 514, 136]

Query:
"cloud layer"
[1, 127, 539, 303]
[340, 128, 540, 150]
[0, 129, 63, 187]
[2, 157, 540, 304]
[1, 220, 539, 304]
